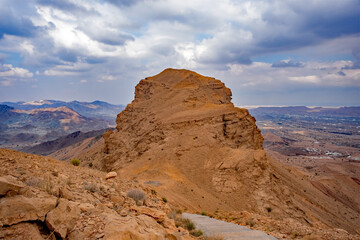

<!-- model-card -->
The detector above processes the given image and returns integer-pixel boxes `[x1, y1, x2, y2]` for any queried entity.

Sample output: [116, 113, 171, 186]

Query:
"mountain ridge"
[78, 68, 360, 235]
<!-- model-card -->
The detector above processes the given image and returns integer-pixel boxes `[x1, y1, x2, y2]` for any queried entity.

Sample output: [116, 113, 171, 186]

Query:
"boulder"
[0, 222, 44, 240]
[0, 195, 57, 226]
[0, 175, 25, 197]
[105, 171, 118, 180]
[45, 199, 81, 239]
[103, 214, 167, 240]
[132, 206, 166, 222]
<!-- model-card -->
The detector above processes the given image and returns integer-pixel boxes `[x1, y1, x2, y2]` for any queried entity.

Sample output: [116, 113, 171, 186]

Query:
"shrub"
[84, 182, 98, 193]
[127, 189, 146, 205]
[162, 197, 168, 203]
[266, 207, 272, 213]
[89, 162, 93, 167]
[190, 229, 203, 237]
[151, 189, 157, 195]
[182, 218, 195, 231]
[70, 158, 80, 166]
[201, 211, 206, 216]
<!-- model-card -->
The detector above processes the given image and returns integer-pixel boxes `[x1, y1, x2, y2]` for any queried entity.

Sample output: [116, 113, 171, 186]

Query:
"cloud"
[0, 8, 38, 39]
[272, 59, 304, 68]
[97, 75, 116, 82]
[0, 0, 359, 105]
[216, 60, 360, 89]
[0, 64, 35, 86]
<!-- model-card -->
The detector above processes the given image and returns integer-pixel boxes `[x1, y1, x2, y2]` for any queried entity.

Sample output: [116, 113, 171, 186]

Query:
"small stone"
[120, 209, 128, 217]
[105, 172, 117, 180]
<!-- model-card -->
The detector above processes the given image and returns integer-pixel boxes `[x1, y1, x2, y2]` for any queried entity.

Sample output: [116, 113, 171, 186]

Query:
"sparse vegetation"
[266, 207, 272, 213]
[293, 232, 299, 238]
[182, 218, 195, 230]
[246, 221, 255, 227]
[84, 182, 98, 193]
[190, 229, 203, 237]
[127, 189, 146, 205]
[151, 189, 157, 195]
[88, 162, 93, 167]
[70, 158, 80, 166]
[161, 197, 168, 203]
[201, 211, 206, 216]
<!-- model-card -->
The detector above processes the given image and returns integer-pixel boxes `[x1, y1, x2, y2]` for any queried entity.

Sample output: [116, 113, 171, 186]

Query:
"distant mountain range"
[0, 100, 125, 149]
[1, 100, 125, 121]
[249, 106, 360, 120]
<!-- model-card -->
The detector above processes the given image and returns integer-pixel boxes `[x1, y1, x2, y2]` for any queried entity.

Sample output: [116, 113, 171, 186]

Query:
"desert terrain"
[1, 69, 359, 240]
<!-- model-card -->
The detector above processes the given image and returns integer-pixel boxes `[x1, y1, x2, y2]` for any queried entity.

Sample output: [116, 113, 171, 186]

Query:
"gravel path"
[182, 213, 277, 240]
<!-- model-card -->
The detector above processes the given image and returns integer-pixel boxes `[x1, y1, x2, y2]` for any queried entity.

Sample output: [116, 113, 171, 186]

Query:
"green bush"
[162, 197, 168, 203]
[88, 162, 93, 167]
[190, 229, 203, 237]
[70, 158, 80, 166]
[182, 218, 195, 231]
[201, 211, 206, 216]
[266, 207, 272, 213]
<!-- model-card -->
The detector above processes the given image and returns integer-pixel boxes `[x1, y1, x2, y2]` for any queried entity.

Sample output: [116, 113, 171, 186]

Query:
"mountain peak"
[131, 69, 233, 123]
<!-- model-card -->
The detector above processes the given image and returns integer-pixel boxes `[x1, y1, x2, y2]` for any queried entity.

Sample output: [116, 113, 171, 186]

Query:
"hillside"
[0, 103, 118, 150]
[0, 149, 195, 239]
[22, 129, 108, 156]
[78, 68, 360, 238]
[1, 100, 125, 121]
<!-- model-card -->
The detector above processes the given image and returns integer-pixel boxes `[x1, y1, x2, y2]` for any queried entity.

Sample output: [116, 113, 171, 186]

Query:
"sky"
[0, 0, 359, 107]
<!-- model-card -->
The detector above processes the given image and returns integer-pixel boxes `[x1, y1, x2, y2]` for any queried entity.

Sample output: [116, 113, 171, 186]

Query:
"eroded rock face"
[0, 149, 194, 240]
[0, 175, 25, 197]
[45, 199, 81, 239]
[103, 69, 263, 169]
[97, 69, 271, 213]
[0, 194, 57, 226]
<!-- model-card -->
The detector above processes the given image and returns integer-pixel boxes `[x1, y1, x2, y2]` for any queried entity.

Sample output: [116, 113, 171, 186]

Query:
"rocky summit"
[80, 68, 360, 237]
[91, 68, 270, 211]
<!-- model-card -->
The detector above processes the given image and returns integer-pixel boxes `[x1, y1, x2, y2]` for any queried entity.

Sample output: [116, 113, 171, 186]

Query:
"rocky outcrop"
[0, 149, 193, 240]
[89, 69, 273, 214]
[81, 69, 360, 236]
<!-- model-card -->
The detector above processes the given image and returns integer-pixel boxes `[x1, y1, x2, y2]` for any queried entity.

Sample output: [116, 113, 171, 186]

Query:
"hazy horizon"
[1, 98, 359, 108]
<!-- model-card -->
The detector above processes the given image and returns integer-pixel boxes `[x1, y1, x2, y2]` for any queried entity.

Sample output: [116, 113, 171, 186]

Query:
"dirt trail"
[182, 213, 277, 240]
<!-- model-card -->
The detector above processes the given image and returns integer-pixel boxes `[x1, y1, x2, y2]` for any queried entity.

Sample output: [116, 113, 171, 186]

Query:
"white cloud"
[97, 75, 116, 82]
[0, 64, 35, 86]
[215, 60, 360, 89]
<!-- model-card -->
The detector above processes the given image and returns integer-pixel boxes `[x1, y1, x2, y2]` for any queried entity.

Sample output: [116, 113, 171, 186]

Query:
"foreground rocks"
[0, 149, 193, 239]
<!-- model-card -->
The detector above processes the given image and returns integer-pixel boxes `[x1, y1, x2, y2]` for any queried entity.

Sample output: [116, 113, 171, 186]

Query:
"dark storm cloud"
[254, 0, 360, 56]
[0, 9, 38, 39]
[272, 60, 304, 68]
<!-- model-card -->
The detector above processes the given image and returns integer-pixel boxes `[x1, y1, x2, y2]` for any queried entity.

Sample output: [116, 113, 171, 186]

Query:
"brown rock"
[105, 171, 117, 180]
[132, 206, 166, 222]
[0, 175, 25, 197]
[103, 214, 167, 239]
[45, 199, 81, 239]
[0, 222, 44, 240]
[0, 195, 57, 226]
[59, 186, 74, 200]
[79, 202, 95, 212]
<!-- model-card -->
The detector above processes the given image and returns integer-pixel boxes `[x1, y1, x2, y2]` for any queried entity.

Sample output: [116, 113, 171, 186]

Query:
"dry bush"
[126, 189, 146, 205]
